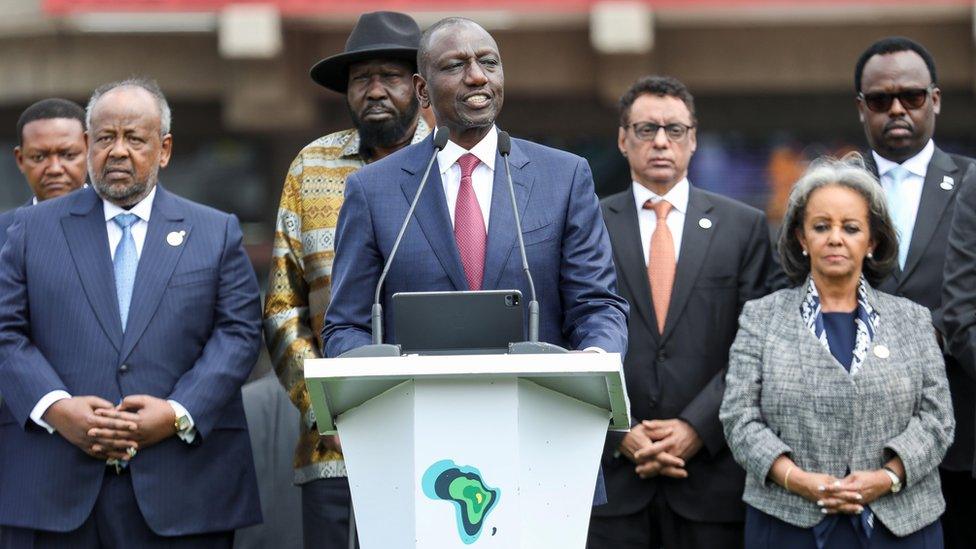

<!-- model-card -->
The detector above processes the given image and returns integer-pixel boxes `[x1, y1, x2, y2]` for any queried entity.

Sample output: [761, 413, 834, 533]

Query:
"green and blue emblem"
[422, 459, 500, 544]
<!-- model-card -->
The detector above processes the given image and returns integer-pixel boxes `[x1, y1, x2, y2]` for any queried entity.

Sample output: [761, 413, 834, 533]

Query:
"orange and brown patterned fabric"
[263, 119, 430, 484]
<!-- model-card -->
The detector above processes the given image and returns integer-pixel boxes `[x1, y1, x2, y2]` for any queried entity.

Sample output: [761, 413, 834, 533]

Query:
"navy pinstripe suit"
[0, 185, 262, 536]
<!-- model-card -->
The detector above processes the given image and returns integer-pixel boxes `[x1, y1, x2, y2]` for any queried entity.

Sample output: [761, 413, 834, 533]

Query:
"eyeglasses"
[624, 122, 695, 142]
[858, 86, 933, 113]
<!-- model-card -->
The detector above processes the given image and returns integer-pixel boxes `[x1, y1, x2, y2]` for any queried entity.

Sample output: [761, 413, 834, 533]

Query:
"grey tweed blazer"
[720, 284, 954, 536]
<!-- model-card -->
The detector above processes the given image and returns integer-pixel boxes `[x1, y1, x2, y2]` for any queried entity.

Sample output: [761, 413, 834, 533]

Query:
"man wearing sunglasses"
[855, 36, 976, 549]
[589, 75, 782, 549]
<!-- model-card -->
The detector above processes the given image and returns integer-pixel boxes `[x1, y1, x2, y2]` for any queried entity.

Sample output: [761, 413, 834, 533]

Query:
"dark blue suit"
[0, 199, 32, 250]
[323, 132, 629, 357]
[0, 186, 262, 536]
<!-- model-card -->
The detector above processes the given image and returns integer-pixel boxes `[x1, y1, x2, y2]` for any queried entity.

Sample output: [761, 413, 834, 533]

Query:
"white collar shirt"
[437, 126, 497, 231]
[633, 178, 690, 264]
[103, 185, 156, 260]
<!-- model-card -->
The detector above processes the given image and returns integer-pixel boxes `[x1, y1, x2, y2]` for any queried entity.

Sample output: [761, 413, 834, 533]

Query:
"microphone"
[340, 126, 450, 358]
[498, 131, 566, 355]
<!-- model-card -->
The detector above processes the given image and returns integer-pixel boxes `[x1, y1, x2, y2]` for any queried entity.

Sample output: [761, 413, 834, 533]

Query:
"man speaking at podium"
[323, 17, 628, 375]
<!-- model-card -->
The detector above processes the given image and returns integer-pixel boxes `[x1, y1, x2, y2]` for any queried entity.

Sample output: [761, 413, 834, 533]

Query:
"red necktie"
[645, 199, 675, 333]
[454, 153, 486, 290]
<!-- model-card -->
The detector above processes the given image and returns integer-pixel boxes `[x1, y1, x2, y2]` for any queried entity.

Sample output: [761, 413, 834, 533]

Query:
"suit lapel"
[482, 140, 533, 290]
[119, 185, 189, 361]
[61, 188, 123, 351]
[400, 137, 467, 291]
[661, 188, 715, 343]
[605, 191, 659, 340]
[899, 148, 958, 283]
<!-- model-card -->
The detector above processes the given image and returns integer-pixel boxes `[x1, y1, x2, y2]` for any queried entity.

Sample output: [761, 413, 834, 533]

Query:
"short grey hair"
[85, 77, 171, 135]
[778, 154, 898, 286]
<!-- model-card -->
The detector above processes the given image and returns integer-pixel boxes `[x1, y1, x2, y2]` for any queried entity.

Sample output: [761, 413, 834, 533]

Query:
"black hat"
[310, 11, 421, 93]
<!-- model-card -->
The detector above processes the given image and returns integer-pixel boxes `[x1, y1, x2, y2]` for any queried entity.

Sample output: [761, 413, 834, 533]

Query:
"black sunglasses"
[858, 86, 933, 113]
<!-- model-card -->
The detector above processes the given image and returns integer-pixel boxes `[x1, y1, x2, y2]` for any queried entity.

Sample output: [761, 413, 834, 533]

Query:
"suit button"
[119, 364, 129, 373]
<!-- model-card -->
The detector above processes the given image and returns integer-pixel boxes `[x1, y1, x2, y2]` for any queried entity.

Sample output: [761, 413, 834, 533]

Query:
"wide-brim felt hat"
[310, 11, 421, 93]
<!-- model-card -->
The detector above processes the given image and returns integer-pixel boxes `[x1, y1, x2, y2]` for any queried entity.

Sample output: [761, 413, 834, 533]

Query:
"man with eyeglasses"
[588, 75, 782, 549]
[855, 36, 976, 549]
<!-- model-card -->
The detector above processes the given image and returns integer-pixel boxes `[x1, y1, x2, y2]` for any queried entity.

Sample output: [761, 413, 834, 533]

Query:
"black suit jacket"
[866, 147, 976, 473]
[593, 186, 783, 522]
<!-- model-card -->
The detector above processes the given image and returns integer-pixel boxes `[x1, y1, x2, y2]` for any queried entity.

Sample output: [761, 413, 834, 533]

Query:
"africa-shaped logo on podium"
[422, 459, 501, 544]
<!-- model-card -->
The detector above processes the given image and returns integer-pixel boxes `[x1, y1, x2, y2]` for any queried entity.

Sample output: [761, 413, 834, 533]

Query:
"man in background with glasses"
[589, 75, 782, 549]
[855, 37, 976, 549]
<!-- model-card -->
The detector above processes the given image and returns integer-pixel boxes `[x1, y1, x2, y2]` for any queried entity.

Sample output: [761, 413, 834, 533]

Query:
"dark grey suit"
[722, 285, 954, 537]
[866, 148, 976, 473]
[868, 148, 976, 548]
[589, 186, 782, 548]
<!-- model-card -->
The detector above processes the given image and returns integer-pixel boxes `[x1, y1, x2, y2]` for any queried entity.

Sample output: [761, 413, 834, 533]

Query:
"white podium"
[305, 352, 630, 548]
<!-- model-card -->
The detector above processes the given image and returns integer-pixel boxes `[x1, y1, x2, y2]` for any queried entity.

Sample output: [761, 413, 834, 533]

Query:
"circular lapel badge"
[166, 231, 185, 247]
[698, 218, 712, 229]
[873, 345, 890, 359]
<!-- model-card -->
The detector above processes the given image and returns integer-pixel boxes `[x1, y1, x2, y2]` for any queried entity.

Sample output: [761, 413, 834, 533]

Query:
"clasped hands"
[618, 418, 703, 479]
[42, 395, 177, 462]
[788, 469, 893, 515]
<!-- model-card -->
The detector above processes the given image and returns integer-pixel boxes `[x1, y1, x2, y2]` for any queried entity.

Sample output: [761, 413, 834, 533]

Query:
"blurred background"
[0, 0, 973, 278]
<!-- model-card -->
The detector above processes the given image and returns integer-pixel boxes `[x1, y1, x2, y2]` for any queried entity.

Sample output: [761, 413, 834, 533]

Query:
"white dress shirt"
[437, 126, 497, 230]
[30, 185, 196, 443]
[633, 178, 690, 265]
[873, 139, 934, 261]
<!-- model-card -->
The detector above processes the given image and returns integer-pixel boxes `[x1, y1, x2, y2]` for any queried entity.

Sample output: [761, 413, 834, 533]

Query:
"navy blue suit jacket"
[323, 132, 629, 357]
[0, 199, 32, 249]
[0, 185, 262, 535]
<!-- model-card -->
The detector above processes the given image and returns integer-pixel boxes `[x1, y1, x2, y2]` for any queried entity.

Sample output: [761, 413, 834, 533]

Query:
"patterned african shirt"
[264, 119, 431, 484]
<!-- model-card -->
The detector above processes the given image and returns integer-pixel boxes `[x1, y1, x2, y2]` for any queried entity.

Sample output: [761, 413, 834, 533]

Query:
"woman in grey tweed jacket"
[720, 158, 954, 548]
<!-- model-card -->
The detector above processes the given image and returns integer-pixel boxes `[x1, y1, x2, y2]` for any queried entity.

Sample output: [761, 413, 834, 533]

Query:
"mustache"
[360, 102, 395, 116]
[883, 119, 913, 133]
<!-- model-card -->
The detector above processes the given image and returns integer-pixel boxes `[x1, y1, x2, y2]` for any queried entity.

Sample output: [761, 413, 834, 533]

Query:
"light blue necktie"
[885, 165, 913, 269]
[113, 213, 139, 330]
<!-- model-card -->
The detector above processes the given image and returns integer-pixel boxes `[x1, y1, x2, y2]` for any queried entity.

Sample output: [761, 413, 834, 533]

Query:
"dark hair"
[778, 155, 898, 287]
[619, 75, 697, 127]
[854, 36, 937, 93]
[16, 98, 85, 146]
[417, 17, 482, 79]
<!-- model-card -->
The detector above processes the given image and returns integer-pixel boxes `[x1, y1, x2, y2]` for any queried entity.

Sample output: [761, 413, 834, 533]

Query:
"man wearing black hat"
[263, 11, 431, 549]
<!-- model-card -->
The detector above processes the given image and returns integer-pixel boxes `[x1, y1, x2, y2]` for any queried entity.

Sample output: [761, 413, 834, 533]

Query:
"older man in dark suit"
[0, 79, 261, 548]
[854, 36, 976, 549]
[588, 76, 782, 549]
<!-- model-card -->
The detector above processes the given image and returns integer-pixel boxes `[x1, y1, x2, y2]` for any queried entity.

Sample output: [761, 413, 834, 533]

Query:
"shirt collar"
[632, 178, 690, 215]
[438, 125, 498, 175]
[103, 184, 157, 223]
[873, 139, 935, 180]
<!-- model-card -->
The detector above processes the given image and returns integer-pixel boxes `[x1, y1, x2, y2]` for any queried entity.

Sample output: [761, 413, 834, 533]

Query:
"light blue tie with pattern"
[885, 165, 912, 269]
[113, 213, 139, 330]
